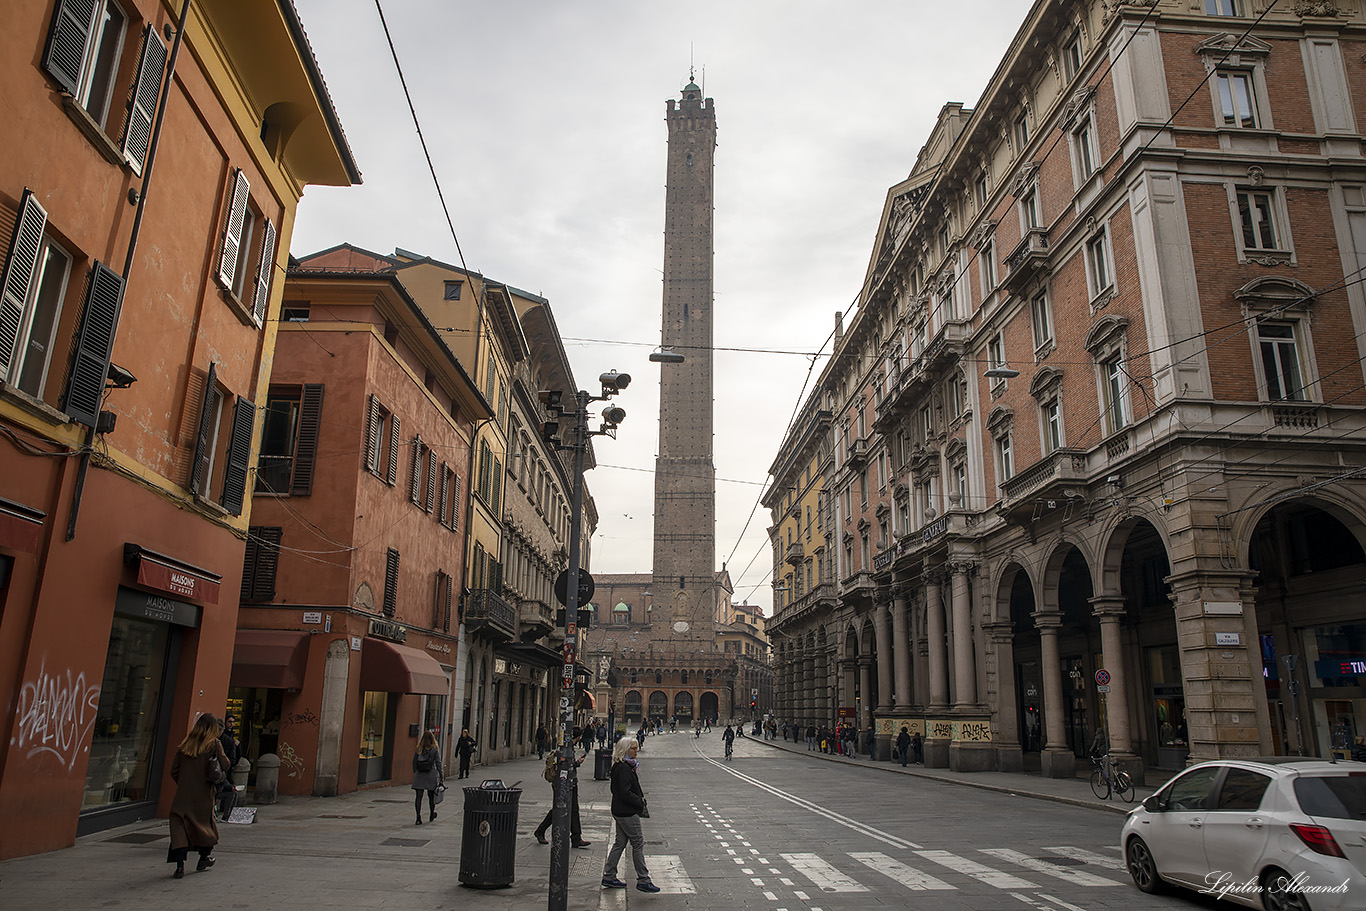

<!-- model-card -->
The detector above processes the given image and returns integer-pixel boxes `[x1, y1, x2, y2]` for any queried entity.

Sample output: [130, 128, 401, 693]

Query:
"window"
[443, 280, 462, 300]
[981, 239, 996, 293]
[945, 375, 964, 419]
[859, 470, 868, 506]
[242, 526, 282, 602]
[1102, 354, 1129, 432]
[917, 480, 933, 520]
[216, 169, 277, 322]
[434, 570, 453, 632]
[1086, 231, 1112, 298]
[988, 332, 1006, 387]
[954, 462, 968, 506]
[1042, 398, 1063, 453]
[996, 432, 1014, 482]
[0, 193, 73, 399]
[383, 548, 400, 617]
[256, 385, 324, 495]
[1205, 0, 1239, 15]
[1217, 71, 1258, 128]
[921, 405, 934, 441]
[1063, 32, 1083, 81]
[1031, 294, 1053, 352]
[281, 303, 309, 322]
[410, 436, 426, 505]
[1020, 187, 1040, 231]
[1074, 116, 1098, 179]
[975, 174, 989, 210]
[187, 364, 255, 515]
[1215, 769, 1271, 810]
[1014, 111, 1030, 152]
[1256, 319, 1305, 401]
[1238, 190, 1280, 250]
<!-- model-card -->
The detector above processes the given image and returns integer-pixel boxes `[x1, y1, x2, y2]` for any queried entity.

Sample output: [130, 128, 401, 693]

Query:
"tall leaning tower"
[653, 77, 718, 641]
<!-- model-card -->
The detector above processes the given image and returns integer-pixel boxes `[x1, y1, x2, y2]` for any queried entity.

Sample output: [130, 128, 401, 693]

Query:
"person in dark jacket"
[533, 742, 591, 848]
[600, 737, 658, 893]
[215, 715, 242, 820]
[896, 726, 912, 768]
[1353, 735, 1366, 762]
[411, 731, 442, 825]
[167, 713, 231, 879]
[911, 730, 924, 765]
[454, 729, 476, 779]
[535, 724, 548, 760]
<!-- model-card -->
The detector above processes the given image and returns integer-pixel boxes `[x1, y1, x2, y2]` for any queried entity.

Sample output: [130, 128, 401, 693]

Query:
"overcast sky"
[289, 1, 1028, 614]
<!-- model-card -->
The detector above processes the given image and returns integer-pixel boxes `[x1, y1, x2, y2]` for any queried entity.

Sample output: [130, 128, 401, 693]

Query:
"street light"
[649, 347, 685, 364]
[546, 370, 629, 911]
[983, 365, 1021, 379]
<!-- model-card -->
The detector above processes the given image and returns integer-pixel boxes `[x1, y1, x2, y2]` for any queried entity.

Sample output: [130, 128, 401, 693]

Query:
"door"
[1142, 765, 1221, 888]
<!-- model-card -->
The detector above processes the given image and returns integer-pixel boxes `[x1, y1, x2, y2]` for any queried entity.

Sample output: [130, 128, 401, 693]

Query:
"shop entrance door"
[358, 692, 396, 784]
[1018, 662, 1042, 755]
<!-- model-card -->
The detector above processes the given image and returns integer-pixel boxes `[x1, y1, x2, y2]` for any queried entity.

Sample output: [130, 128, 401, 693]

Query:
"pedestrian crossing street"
[634, 803, 1131, 905]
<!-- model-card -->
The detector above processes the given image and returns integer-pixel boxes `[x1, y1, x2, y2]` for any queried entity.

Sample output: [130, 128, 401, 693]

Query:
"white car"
[1121, 757, 1366, 910]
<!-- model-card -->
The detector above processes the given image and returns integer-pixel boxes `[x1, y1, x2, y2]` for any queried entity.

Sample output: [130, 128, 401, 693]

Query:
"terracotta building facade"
[0, 0, 357, 858]
[769, 0, 1366, 783]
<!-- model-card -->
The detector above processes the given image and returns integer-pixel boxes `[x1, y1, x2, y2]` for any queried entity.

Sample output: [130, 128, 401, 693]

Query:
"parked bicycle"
[1090, 753, 1134, 802]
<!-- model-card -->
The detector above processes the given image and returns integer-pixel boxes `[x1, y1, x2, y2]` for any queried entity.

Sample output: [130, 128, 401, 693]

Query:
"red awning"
[231, 629, 309, 689]
[360, 639, 449, 695]
[577, 691, 595, 711]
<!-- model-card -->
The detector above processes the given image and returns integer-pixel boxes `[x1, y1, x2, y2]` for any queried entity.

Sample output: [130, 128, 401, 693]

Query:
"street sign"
[554, 568, 595, 606]
[1095, 669, 1111, 686]
[1097, 684, 1111, 694]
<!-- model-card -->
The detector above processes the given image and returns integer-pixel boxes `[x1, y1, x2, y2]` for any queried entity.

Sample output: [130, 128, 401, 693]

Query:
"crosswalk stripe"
[849, 852, 955, 891]
[1041, 845, 1122, 867]
[914, 850, 1037, 889]
[780, 853, 868, 892]
[978, 848, 1122, 887]
[650, 855, 697, 894]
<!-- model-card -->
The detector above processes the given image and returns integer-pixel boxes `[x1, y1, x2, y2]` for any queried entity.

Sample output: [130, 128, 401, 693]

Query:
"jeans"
[806, 736, 814, 750]
[900, 746, 909, 767]
[604, 814, 650, 883]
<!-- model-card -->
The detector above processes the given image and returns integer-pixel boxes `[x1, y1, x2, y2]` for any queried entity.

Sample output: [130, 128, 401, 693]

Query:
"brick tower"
[653, 76, 718, 640]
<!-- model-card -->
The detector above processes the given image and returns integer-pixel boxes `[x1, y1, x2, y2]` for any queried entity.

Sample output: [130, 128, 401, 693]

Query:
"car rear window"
[1294, 775, 1366, 821]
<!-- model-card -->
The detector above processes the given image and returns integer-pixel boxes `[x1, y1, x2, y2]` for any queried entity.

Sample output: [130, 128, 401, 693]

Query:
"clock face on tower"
[673, 620, 690, 633]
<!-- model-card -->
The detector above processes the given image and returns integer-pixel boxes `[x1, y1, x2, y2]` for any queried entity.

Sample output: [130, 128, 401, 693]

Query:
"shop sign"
[302, 611, 323, 625]
[425, 641, 452, 656]
[125, 545, 221, 603]
[1315, 658, 1366, 679]
[837, 706, 855, 718]
[368, 619, 406, 643]
[922, 516, 948, 544]
[114, 586, 200, 627]
[1203, 601, 1243, 615]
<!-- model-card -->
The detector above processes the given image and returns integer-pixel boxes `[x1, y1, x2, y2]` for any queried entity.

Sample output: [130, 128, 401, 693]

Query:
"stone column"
[1091, 595, 1142, 785]
[815, 642, 830, 725]
[950, 561, 977, 708]
[1034, 610, 1075, 778]
[873, 597, 894, 714]
[983, 620, 1022, 772]
[892, 584, 913, 709]
[925, 572, 949, 711]
[858, 658, 873, 730]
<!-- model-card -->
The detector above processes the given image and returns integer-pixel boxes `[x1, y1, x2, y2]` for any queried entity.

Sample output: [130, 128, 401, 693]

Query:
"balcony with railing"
[465, 588, 517, 640]
[784, 541, 805, 565]
[998, 447, 1088, 525]
[846, 437, 869, 467]
[922, 319, 972, 371]
[518, 598, 555, 640]
[1002, 228, 1049, 294]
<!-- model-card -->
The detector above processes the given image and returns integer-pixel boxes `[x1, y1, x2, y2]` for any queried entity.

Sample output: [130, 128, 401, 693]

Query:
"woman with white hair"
[600, 736, 658, 893]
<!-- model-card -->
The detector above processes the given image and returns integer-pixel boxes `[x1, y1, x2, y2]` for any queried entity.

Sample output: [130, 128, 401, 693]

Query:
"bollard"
[231, 756, 251, 789]
[255, 753, 280, 805]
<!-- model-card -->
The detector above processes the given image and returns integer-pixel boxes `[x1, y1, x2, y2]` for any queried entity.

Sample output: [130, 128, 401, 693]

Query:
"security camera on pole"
[546, 370, 630, 911]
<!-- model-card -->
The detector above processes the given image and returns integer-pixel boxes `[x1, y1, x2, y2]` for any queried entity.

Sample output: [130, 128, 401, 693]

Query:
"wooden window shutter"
[433, 570, 446, 628]
[425, 451, 436, 513]
[62, 261, 126, 427]
[437, 462, 448, 524]
[491, 459, 502, 513]
[243, 526, 282, 601]
[221, 395, 257, 516]
[217, 169, 250, 288]
[251, 219, 277, 324]
[364, 394, 380, 473]
[241, 533, 259, 601]
[386, 414, 400, 486]
[188, 362, 218, 493]
[409, 435, 423, 504]
[383, 548, 399, 616]
[443, 571, 453, 631]
[121, 25, 167, 176]
[290, 384, 324, 496]
[451, 473, 461, 528]
[0, 190, 49, 383]
[41, 0, 97, 97]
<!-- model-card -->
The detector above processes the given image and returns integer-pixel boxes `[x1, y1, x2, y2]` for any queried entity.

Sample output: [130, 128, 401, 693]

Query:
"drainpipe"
[67, 0, 192, 541]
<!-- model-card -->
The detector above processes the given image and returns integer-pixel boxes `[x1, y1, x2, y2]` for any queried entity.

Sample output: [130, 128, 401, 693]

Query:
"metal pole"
[548, 390, 588, 911]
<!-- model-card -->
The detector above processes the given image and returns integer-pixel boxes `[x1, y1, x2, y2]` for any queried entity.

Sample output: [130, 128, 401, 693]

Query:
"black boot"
[173, 862, 184, 880]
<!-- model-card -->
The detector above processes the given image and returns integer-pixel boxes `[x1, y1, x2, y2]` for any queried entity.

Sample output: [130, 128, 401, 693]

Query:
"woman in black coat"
[600, 738, 658, 893]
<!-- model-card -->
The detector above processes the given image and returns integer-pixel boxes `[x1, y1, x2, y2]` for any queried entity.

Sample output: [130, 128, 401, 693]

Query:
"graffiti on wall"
[283, 709, 319, 727]
[278, 741, 306, 779]
[14, 660, 102, 770]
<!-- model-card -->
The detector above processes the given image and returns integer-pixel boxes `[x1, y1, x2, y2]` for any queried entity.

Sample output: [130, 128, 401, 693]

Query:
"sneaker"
[636, 881, 661, 893]
[601, 877, 627, 889]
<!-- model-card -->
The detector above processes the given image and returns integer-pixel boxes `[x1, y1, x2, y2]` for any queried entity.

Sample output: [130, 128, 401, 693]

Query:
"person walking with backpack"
[411, 731, 442, 825]
[601, 737, 659, 893]
[533, 733, 591, 848]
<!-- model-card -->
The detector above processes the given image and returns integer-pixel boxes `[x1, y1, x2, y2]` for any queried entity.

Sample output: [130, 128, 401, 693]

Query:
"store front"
[228, 629, 310, 783]
[1300, 621, 1366, 759]
[78, 587, 199, 833]
[1147, 645, 1189, 769]
[357, 636, 449, 785]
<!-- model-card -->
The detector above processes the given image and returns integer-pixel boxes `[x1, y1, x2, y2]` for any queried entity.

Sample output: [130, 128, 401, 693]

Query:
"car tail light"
[1289, 824, 1347, 858]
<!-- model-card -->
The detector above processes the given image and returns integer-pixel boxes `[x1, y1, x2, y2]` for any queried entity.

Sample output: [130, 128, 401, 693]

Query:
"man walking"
[455, 728, 476, 779]
[896, 726, 912, 768]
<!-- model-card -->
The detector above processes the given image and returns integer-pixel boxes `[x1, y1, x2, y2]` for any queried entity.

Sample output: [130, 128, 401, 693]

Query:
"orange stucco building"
[0, 0, 357, 858]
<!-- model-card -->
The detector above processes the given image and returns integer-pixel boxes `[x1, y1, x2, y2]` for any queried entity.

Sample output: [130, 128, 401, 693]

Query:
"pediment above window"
[1029, 366, 1064, 399]
[944, 436, 966, 463]
[986, 404, 1014, 434]
[1060, 85, 1097, 128]
[1084, 314, 1129, 354]
[1195, 33, 1272, 63]
[1009, 162, 1040, 197]
[1233, 275, 1316, 313]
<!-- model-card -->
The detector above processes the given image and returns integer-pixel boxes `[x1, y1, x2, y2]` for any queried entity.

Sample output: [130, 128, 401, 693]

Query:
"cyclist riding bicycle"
[722, 724, 735, 760]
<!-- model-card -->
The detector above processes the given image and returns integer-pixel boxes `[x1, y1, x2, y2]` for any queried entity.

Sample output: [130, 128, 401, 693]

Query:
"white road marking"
[1041, 845, 1122, 867]
[1038, 893, 1091, 911]
[762, 891, 777, 901]
[915, 850, 1037, 890]
[751, 877, 764, 885]
[849, 851, 955, 890]
[979, 848, 1121, 887]
[649, 855, 696, 893]
[726, 848, 737, 855]
[794, 890, 809, 900]
[742, 868, 753, 874]
[781, 854, 868, 892]
[734, 857, 746, 864]
[779, 877, 793, 885]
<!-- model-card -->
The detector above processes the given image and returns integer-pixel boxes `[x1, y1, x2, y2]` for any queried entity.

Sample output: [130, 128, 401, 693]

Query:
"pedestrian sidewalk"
[751, 732, 1159, 814]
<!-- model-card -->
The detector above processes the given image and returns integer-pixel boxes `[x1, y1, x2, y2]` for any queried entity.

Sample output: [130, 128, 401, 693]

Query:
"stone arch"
[991, 555, 1039, 623]
[1039, 533, 1098, 611]
[1098, 509, 1176, 596]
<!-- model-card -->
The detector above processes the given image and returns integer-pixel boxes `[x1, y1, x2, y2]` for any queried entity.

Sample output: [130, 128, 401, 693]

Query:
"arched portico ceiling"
[1227, 491, 1366, 569]
[1099, 514, 1173, 597]
[1040, 537, 1096, 614]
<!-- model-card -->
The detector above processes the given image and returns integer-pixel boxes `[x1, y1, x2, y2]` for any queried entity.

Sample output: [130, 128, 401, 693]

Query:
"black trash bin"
[458, 780, 522, 888]
[594, 748, 612, 781]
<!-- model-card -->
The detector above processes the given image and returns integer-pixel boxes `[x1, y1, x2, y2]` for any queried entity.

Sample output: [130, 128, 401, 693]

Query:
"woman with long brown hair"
[411, 730, 443, 825]
[167, 713, 230, 879]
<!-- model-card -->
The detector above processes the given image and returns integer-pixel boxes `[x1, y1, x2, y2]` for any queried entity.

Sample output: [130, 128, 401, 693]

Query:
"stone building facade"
[768, 0, 1366, 783]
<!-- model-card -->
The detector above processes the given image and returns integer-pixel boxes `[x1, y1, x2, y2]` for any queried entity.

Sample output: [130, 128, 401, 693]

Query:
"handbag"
[434, 784, 446, 805]
[638, 798, 649, 819]
[205, 751, 225, 785]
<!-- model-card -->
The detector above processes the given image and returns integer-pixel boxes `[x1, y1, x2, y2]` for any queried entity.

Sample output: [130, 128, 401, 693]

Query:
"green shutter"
[41, 0, 97, 97]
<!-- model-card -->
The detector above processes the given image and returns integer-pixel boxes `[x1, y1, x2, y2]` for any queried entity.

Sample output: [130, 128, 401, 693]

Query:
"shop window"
[256, 385, 323, 495]
[241, 526, 282, 602]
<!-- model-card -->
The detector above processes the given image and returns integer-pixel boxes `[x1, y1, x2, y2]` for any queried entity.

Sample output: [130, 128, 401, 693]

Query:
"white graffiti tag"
[14, 660, 102, 770]
[278, 741, 306, 779]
